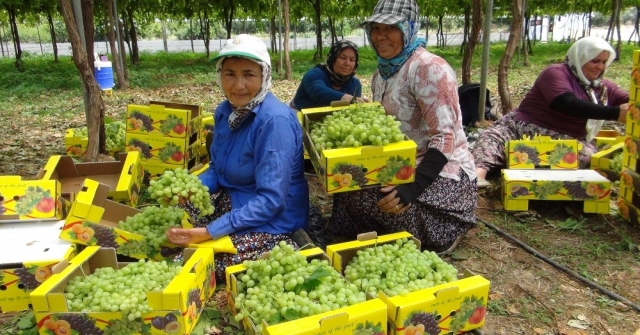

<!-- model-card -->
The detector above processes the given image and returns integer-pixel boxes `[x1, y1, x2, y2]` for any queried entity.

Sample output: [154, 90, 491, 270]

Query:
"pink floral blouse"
[370, 48, 476, 181]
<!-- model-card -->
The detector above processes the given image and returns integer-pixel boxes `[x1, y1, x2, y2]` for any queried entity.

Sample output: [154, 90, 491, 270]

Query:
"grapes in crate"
[343, 238, 458, 297]
[64, 259, 183, 321]
[72, 121, 126, 154]
[148, 168, 214, 218]
[117, 206, 184, 252]
[233, 241, 367, 333]
[309, 104, 405, 150]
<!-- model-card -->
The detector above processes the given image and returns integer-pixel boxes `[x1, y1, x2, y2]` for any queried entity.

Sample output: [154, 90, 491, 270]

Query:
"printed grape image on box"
[505, 135, 579, 169]
[0, 177, 64, 222]
[126, 102, 202, 138]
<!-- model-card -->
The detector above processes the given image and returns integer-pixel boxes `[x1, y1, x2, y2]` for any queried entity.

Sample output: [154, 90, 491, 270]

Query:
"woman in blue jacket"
[166, 34, 309, 281]
[290, 40, 369, 110]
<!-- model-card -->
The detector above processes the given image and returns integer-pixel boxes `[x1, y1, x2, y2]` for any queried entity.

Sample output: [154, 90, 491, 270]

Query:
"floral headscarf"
[564, 36, 616, 141]
[318, 40, 359, 88]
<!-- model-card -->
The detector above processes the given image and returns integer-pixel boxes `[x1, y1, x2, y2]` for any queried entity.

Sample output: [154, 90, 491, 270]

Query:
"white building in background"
[552, 14, 589, 42]
[528, 15, 550, 42]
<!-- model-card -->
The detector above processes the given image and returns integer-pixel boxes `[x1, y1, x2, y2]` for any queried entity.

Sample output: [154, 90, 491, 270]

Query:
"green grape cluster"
[343, 238, 459, 297]
[73, 121, 126, 154]
[103, 318, 145, 335]
[309, 104, 405, 151]
[14, 186, 47, 216]
[64, 260, 183, 321]
[117, 240, 151, 257]
[117, 206, 184, 249]
[609, 152, 623, 172]
[531, 181, 563, 198]
[157, 142, 183, 162]
[233, 241, 367, 333]
[105, 121, 126, 153]
[160, 114, 183, 135]
[148, 168, 214, 218]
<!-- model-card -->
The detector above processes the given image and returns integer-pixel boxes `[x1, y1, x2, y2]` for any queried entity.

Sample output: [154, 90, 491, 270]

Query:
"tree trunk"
[59, 0, 105, 162]
[127, 5, 139, 65]
[105, 0, 127, 89]
[270, 16, 277, 53]
[6, 5, 22, 68]
[223, 1, 234, 39]
[47, 10, 59, 62]
[437, 15, 444, 47]
[328, 16, 337, 45]
[310, 0, 322, 60]
[460, 4, 470, 56]
[198, 10, 211, 58]
[461, 0, 482, 85]
[614, 0, 622, 59]
[284, 0, 292, 80]
[497, 0, 523, 114]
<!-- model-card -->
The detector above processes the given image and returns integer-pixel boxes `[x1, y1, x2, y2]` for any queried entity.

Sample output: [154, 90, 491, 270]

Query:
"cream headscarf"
[564, 36, 616, 141]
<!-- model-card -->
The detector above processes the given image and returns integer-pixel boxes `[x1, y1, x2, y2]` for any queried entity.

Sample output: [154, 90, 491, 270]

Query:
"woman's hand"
[377, 186, 411, 214]
[618, 103, 629, 123]
[356, 97, 370, 103]
[166, 227, 212, 246]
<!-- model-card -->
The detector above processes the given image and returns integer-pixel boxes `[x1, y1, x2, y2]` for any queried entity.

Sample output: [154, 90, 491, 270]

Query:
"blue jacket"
[292, 66, 362, 110]
[199, 92, 309, 239]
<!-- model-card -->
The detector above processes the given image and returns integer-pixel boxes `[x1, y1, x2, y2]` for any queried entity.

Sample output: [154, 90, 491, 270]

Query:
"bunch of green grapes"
[609, 152, 623, 172]
[309, 104, 405, 151]
[117, 240, 151, 257]
[343, 238, 459, 297]
[64, 260, 183, 321]
[233, 241, 367, 333]
[105, 121, 126, 153]
[157, 142, 182, 162]
[117, 206, 184, 249]
[160, 114, 183, 135]
[148, 168, 214, 218]
[531, 181, 563, 198]
[72, 126, 89, 137]
[14, 186, 47, 216]
[103, 318, 145, 335]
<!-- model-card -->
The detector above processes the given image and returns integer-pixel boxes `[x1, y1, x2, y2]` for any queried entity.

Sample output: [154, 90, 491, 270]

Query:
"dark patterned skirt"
[327, 169, 477, 251]
[472, 112, 597, 172]
[179, 191, 296, 283]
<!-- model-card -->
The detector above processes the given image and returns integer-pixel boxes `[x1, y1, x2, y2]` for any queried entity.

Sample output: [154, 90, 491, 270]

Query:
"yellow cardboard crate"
[616, 198, 640, 228]
[594, 130, 626, 149]
[502, 169, 611, 213]
[505, 135, 579, 169]
[625, 101, 640, 138]
[60, 179, 186, 261]
[225, 248, 388, 335]
[590, 142, 623, 181]
[64, 128, 88, 158]
[126, 101, 202, 138]
[633, 50, 640, 65]
[301, 103, 417, 193]
[37, 152, 143, 207]
[326, 232, 490, 335]
[0, 220, 76, 312]
[0, 177, 65, 222]
[619, 168, 640, 202]
[30, 246, 216, 335]
[622, 135, 640, 172]
[125, 132, 199, 166]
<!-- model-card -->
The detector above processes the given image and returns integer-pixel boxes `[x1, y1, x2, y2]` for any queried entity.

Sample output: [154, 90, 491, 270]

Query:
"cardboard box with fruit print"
[300, 104, 417, 193]
[621, 134, 640, 173]
[501, 169, 611, 213]
[125, 132, 199, 166]
[0, 220, 76, 312]
[618, 168, 640, 204]
[590, 142, 624, 181]
[37, 152, 143, 207]
[199, 115, 214, 159]
[326, 232, 490, 335]
[616, 197, 640, 228]
[625, 101, 640, 138]
[141, 157, 200, 183]
[594, 130, 626, 149]
[61, 179, 186, 261]
[30, 246, 216, 335]
[225, 247, 388, 335]
[64, 128, 89, 158]
[505, 135, 580, 169]
[0, 177, 65, 222]
[126, 101, 202, 138]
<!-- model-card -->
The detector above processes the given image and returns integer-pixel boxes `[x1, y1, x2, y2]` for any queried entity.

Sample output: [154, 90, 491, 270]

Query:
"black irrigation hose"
[478, 217, 640, 313]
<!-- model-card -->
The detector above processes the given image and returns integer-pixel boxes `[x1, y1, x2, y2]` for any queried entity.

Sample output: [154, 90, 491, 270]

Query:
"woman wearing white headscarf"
[474, 36, 629, 187]
[166, 34, 309, 282]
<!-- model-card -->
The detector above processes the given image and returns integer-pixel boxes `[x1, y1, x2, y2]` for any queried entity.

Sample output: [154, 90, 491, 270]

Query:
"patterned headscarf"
[318, 40, 359, 88]
[364, 0, 426, 80]
[564, 36, 616, 141]
[216, 56, 272, 130]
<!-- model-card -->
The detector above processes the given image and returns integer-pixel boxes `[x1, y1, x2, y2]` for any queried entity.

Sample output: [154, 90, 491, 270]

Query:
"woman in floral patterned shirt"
[327, 0, 477, 254]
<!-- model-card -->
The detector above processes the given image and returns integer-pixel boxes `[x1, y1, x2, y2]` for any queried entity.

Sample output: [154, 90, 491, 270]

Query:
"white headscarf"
[564, 36, 616, 141]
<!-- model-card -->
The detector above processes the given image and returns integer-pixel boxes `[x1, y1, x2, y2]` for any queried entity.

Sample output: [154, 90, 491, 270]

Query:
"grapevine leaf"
[17, 312, 35, 329]
[283, 308, 299, 320]
[294, 266, 330, 293]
